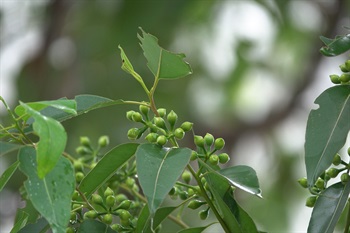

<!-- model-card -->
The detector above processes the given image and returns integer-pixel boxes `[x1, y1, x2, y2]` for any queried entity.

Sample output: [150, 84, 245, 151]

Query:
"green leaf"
[10, 210, 28, 233]
[18, 218, 49, 233]
[79, 143, 139, 198]
[177, 223, 216, 233]
[138, 28, 192, 79]
[0, 160, 19, 192]
[77, 220, 117, 233]
[20, 103, 67, 178]
[320, 34, 350, 56]
[305, 85, 350, 186]
[18, 147, 75, 233]
[308, 181, 350, 233]
[136, 143, 192, 214]
[205, 173, 258, 233]
[0, 141, 24, 156]
[118, 45, 143, 80]
[218, 165, 262, 197]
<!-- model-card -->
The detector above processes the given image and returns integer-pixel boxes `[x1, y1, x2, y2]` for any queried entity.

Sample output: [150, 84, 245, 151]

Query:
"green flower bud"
[102, 213, 113, 225]
[181, 170, 192, 184]
[70, 212, 77, 221]
[168, 187, 177, 196]
[297, 177, 308, 188]
[305, 196, 317, 208]
[98, 135, 109, 147]
[117, 200, 132, 210]
[330, 74, 341, 84]
[214, 138, 225, 150]
[174, 128, 185, 140]
[75, 172, 84, 183]
[125, 177, 135, 188]
[111, 224, 122, 231]
[106, 195, 116, 208]
[188, 200, 206, 210]
[126, 110, 136, 121]
[339, 63, 349, 72]
[326, 168, 340, 178]
[209, 154, 219, 165]
[154, 117, 166, 129]
[73, 160, 84, 172]
[139, 103, 150, 116]
[190, 151, 198, 161]
[84, 210, 98, 219]
[345, 60, 350, 71]
[127, 128, 139, 140]
[145, 133, 158, 143]
[348, 146, 350, 156]
[80, 136, 91, 147]
[118, 209, 131, 221]
[187, 188, 195, 196]
[132, 112, 143, 122]
[180, 121, 193, 131]
[104, 187, 114, 197]
[204, 133, 214, 146]
[218, 153, 230, 164]
[339, 73, 350, 83]
[332, 153, 342, 166]
[194, 135, 205, 148]
[66, 227, 75, 233]
[199, 209, 209, 220]
[341, 173, 350, 184]
[157, 108, 166, 117]
[72, 190, 79, 200]
[156, 135, 167, 146]
[115, 194, 128, 203]
[167, 110, 178, 127]
[315, 178, 325, 190]
[91, 194, 104, 205]
[179, 190, 188, 200]
[76, 146, 90, 155]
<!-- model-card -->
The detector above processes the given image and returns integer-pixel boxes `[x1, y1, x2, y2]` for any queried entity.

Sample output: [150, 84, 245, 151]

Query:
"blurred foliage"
[1, 0, 349, 232]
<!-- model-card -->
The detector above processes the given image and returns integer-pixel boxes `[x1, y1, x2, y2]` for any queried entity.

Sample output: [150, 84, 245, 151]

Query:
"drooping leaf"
[205, 173, 258, 233]
[15, 99, 77, 121]
[10, 210, 28, 233]
[79, 143, 139, 198]
[136, 143, 192, 214]
[77, 220, 117, 233]
[138, 28, 192, 79]
[18, 147, 75, 233]
[0, 160, 19, 192]
[17, 218, 49, 233]
[320, 34, 350, 56]
[177, 223, 217, 233]
[20, 103, 67, 178]
[308, 181, 350, 233]
[0, 141, 24, 156]
[305, 85, 350, 186]
[118, 45, 143, 80]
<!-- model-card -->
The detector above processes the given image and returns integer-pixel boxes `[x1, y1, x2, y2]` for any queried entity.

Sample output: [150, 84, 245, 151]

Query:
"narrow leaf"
[18, 218, 49, 233]
[0, 160, 19, 192]
[0, 141, 24, 156]
[177, 223, 216, 233]
[138, 28, 192, 79]
[320, 34, 350, 56]
[77, 220, 117, 233]
[136, 143, 192, 214]
[79, 143, 139, 198]
[305, 85, 350, 186]
[20, 103, 67, 178]
[10, 210, 28, 233]
[18, 147, 75, 233]
[308, 181, 350, 233]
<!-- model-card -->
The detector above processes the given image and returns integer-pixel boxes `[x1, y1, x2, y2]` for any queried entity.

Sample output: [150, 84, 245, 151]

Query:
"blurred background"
[0, 0, 349, 232]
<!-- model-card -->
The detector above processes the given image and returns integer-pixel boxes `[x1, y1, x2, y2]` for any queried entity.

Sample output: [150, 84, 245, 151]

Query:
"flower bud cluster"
[329, 59, 350, 84]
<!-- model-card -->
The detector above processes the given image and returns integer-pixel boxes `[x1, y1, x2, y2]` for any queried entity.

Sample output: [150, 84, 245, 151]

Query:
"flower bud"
[339, 73, 350, 83]
[174, 128, 185, 140]
[125, 177, 135, 188]
[209, 154, 219, 165]
[305, 196, 317, 208]
[167, 110, 178, 127]
[154, 117, 166, 129]
[84, 210, 98, 219]
[126, 110, 136, 121]
[326, 168, 340, 178]
[339, 63, 349, 72]
[132, 112, 143, 122]
[199, 209, 209, 220]
[297, 177, 308, 188]
[115, 194, 128, 203]
[117, 200, 132, 210]
[214, 138, 225, 150]
[104, 187, 114, 197]
[315, 178, 325, 190]
[332, 153, 342, 166]
[80, 136, 91, 147]
[194, 135, 205, 148]
[73, 160, 84, 172]
[118, 209, 131, 221]
[218, 153, 230, 164]
[139, 103, 150, 116]
[106, 195, 116, 208]
[91, 194, 104, 206]
[157, 108, 166, 117]
[102, 213, 113, 225]
[181, 170, 192, 184]
[76, 146, 90, 155]
[204, 133, 214, 146]
[75, 172, 84, 183]
[98, 135, 109, 147]
[188, 200, 206, 210]
[345, 60, 350, 71]
[330, 74, 341, 84]
[156, 135, 167, 146]
[145, 133, 158, 143]
[341, 173, 350, 184]
[127, 128, 139, 140]
[180, 121, 193, 131]
[190, 151, 198, 161]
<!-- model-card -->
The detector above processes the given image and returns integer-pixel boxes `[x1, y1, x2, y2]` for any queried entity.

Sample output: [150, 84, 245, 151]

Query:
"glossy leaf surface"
[17, 218, 49, 233]
[77, 220, 117, 233]
[320, 34, 350, 56]
[305, 85, 350, 186]
[18, 147, 75, 233]
[0, 160, 19, 192]
[308, 181, 350, 233]
[138, 28, 192, 79]
[177, 223, 216, 233]
[136, 143, 191, 214]
[10, 210, 28, 233]
[20, 103, 67, 178]
[79, 143, 139, 198]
